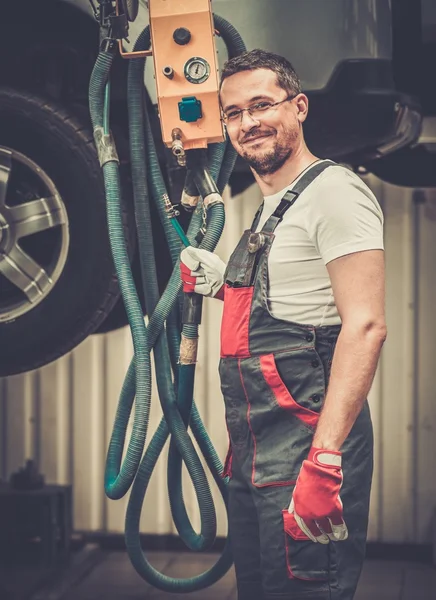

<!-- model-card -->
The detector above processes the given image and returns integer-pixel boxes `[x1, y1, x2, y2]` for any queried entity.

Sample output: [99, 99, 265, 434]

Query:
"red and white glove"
[288, 447, 348, 544]
[180, 246, 226, 299]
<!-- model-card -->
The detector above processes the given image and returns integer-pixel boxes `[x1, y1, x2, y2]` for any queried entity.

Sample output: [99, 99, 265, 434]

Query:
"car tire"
[0, 88, 133, 376]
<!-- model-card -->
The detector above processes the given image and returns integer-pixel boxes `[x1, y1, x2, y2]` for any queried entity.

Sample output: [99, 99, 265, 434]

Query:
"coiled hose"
[89, 15, 246, 593]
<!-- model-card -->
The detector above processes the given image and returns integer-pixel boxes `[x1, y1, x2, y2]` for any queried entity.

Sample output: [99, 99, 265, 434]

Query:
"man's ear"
[295, 93, 309, 123]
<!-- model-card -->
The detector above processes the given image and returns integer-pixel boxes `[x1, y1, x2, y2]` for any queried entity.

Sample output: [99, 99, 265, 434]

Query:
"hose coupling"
[93, 126, 119, 167]
[203, 192, 224, 209]
[162, 193, 180, 218]
[179, 334, 198, 365]
[171, 128, 186, 167]
[181, 189, 200, 211]
[163, 66, 174, 80]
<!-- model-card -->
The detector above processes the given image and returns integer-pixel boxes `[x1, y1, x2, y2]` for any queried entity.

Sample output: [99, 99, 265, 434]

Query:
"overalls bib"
[219, 161, 374, 600]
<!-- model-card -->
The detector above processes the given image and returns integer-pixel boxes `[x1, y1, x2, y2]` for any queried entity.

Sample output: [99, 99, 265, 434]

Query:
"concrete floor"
[53, 549, 436, 600]
[2, 546, 435, 599]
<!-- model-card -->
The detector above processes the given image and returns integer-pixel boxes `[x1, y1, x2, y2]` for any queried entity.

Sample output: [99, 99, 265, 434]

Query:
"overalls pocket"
[282, 509, 333, 581]
[238, 351, 325, 487]
[260, 353, 322, 427]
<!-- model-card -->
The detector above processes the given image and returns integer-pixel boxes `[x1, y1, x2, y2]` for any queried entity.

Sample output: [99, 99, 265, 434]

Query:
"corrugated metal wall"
[1, 177, 435, 544]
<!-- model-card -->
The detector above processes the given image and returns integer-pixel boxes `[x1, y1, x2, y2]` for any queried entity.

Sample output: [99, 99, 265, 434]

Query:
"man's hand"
[288, 447, 348, 544]
[180, 246, 226, 298]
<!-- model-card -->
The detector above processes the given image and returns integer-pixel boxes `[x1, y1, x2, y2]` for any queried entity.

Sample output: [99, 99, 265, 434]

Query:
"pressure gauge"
[184, 57, 211, 84]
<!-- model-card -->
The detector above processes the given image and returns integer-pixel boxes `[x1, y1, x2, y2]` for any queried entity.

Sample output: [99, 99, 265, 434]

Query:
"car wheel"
[0, 88, 133, 376]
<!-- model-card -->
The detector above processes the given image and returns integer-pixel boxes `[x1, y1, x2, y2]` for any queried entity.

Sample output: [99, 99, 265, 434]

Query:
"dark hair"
[220, 49, 302, 96]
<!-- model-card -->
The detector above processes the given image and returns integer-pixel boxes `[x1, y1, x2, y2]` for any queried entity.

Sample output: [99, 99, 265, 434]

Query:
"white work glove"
[180, 246, 226, 298]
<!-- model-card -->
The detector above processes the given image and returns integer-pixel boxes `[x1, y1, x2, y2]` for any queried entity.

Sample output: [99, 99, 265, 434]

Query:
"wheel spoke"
[8, 196, 66, 238]
[0, 148, 12, 207]
[0, 244, 52, 302]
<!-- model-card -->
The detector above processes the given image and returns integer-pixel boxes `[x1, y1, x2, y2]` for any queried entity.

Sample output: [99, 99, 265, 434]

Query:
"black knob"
[173, 27, 192, 45]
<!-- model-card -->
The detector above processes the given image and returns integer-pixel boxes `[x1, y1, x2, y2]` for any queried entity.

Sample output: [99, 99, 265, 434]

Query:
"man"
[180, 49, 387, 600]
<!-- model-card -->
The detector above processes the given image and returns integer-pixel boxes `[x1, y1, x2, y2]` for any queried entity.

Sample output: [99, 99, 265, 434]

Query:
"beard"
[238, 127, 298, 176]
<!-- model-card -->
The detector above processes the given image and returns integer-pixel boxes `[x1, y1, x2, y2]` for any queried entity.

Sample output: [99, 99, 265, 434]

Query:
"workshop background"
[1, 173, 435, 549]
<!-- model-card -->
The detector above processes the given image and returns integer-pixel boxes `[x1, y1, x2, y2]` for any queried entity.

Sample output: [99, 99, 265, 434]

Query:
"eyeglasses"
[221, 95, 296, 125]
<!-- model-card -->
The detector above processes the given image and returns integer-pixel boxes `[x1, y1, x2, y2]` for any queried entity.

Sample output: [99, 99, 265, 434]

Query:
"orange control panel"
[149, 0, 225, 151]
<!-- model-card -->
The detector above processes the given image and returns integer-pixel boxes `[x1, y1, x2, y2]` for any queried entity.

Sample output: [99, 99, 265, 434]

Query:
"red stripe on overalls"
[220, 284, 254, 358]
[259, 354, 320, 429]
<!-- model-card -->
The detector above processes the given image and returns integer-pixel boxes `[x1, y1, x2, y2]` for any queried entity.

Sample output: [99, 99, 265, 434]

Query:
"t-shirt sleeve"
[305, 170, 384, 265]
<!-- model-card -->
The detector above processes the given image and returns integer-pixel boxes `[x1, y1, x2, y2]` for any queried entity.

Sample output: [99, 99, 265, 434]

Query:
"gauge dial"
[184, 57, 211, 84]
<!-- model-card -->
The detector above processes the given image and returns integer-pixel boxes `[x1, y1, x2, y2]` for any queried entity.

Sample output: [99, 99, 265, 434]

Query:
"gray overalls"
[219, 161, 374, 600]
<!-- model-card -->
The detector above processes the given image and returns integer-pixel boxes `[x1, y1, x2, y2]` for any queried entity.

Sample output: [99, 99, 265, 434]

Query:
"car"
[0, 0, 433, 376]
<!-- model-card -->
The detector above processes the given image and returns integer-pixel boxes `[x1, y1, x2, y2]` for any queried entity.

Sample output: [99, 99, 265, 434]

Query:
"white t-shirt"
[255, 160, 384, 326]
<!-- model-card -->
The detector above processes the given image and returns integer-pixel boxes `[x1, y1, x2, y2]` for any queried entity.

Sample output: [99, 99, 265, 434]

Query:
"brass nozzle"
[171, 128, 186, 166]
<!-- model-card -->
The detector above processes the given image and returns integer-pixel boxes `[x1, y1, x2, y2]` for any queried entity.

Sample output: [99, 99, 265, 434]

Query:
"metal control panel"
[149, 0, 225, 152]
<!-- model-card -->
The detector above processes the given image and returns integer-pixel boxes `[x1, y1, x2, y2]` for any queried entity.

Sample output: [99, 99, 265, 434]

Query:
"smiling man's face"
[220, 69, 306, 176]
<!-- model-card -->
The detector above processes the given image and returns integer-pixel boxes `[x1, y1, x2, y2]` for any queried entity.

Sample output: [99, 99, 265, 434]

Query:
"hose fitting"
[93, 126, 120, 167]
[181, 189, 200, 210]
[171, 128, 186, 166]
[163, 65, 175, 80]
[203, 192, 224, 208]
[181, 170, 200, 211]
[179, 334, 199, 365]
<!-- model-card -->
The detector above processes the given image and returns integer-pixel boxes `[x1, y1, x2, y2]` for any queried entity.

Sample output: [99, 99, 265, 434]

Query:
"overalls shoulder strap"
[251, 160, 336, 234]
[250, 203, 264, 233]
